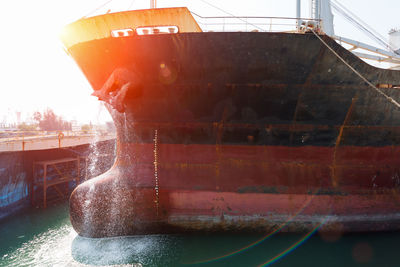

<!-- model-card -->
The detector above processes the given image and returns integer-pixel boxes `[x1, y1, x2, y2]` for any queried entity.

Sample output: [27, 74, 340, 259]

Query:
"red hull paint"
[70, 142, 400, 237]
[166, 190, 400, 233]
[168, 190, 400, 217]
[118, 143, 400, 193]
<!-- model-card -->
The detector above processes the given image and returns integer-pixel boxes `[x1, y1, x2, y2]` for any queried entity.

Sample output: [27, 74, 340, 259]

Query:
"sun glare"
[1, 0, 398, 125]
[1, 0, 113, 125]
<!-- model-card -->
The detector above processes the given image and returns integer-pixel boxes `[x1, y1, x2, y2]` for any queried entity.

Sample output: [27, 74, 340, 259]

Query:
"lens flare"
[258, 219, 326, 267]
[185, 189, 327, 265]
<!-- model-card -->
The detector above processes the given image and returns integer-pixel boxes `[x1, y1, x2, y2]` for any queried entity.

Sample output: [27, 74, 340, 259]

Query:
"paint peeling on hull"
[167, 213, 400, 233]
[70, 187, 400, 237]
[70, 174, 400, 237]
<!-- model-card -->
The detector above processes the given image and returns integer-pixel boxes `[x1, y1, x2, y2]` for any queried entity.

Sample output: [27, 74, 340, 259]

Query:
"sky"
[0, 0, 399, 125]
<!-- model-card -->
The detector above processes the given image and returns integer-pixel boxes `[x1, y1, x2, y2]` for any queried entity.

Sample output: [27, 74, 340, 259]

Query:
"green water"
[1, 202, 400, 266]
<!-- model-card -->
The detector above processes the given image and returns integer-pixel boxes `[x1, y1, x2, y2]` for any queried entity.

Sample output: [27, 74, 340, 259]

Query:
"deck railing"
[191, 12, 320, 33]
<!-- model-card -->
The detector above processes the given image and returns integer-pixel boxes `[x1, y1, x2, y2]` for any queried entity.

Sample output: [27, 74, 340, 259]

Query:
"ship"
[60, 0, 400, 237]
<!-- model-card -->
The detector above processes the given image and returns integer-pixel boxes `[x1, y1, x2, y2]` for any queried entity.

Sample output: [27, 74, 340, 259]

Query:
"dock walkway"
[0, 133, 115, 152]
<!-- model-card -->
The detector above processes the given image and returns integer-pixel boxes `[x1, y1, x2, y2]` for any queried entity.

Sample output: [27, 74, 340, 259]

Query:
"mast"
[296, 0, 301, 31]
[150, 0, 156, 9]
[310, 0, 320, 21]
[310, 0, 334, 35]
[320, 0, 334, 35]
[389, 29, 400, 54]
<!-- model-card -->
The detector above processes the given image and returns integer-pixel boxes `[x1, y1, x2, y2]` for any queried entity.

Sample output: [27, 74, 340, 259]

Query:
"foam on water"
[72, 234, 180, 266]
[1, 225, 80, 266]
[1, 221, 178, 266]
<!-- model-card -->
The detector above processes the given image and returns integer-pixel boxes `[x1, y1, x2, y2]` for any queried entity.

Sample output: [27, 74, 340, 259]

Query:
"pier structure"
[0, 132, 114, 152]
[0, 132, 116, 218]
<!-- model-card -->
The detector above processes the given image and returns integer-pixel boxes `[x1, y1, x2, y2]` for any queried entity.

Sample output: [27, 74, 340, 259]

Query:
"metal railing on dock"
[0, 130, 115, 152]
[31, 157, 81, 208]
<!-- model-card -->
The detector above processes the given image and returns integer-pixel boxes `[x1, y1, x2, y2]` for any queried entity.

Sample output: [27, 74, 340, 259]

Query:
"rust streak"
[290, 43, 327, 143]
[331, 96, 358, 187]
[214, 104, 230, 191]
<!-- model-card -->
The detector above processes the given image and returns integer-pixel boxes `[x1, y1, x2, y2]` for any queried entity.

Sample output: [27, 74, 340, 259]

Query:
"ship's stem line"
[311, 29, 400, 109]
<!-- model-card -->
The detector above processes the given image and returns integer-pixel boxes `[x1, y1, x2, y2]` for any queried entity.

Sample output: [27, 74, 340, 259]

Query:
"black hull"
[68, 32, 400, 146]
[66, 32, 400, 237]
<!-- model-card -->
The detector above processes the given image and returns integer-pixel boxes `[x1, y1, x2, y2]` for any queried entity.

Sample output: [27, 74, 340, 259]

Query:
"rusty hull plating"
[64, 9, 400, 237]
